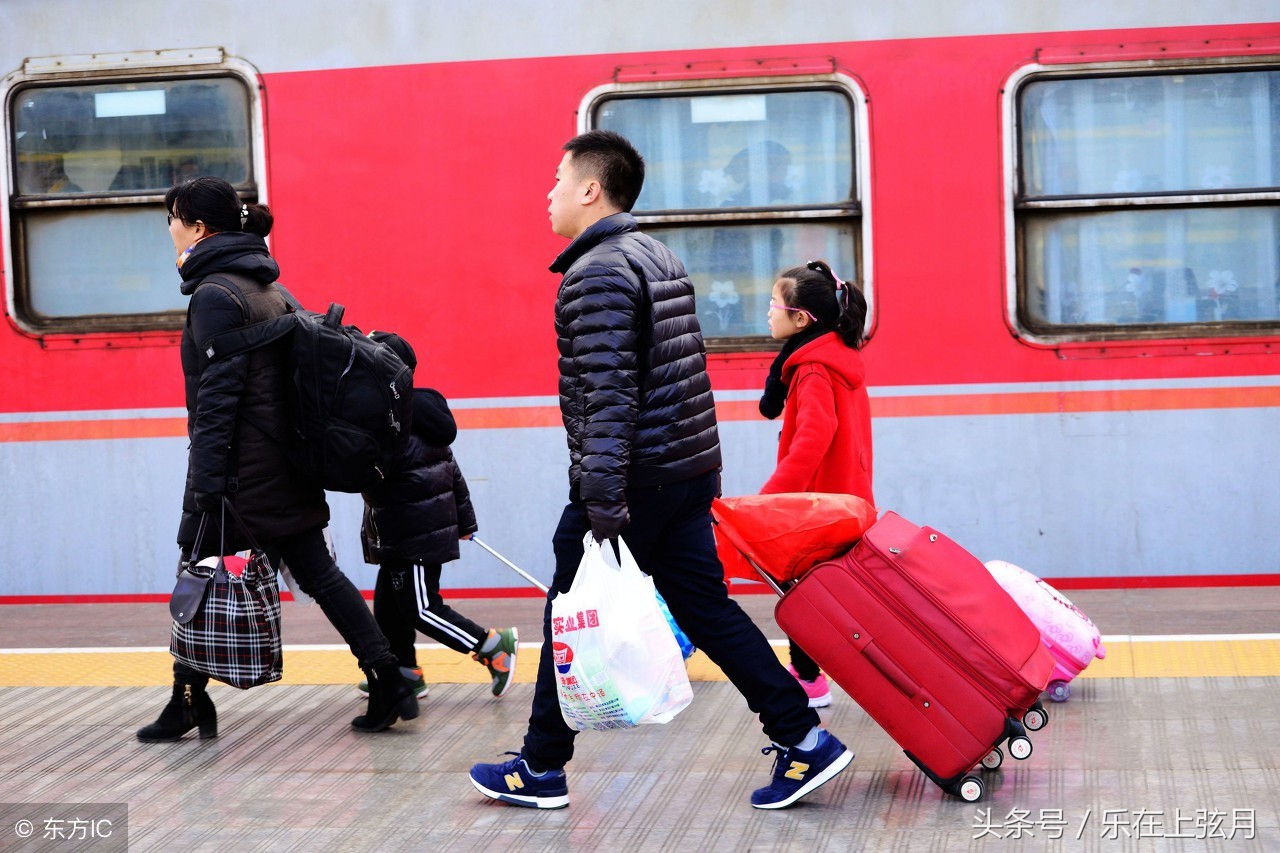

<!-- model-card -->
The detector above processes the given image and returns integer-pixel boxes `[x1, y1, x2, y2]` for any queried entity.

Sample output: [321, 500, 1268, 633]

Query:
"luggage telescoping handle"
[470, 536, 549, 593]
[751, 557, 787, 597]
[710, 516, 787, 598]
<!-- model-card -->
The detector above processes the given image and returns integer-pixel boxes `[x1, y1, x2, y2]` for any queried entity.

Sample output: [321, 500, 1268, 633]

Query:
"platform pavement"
[0, 586, 1277, 851]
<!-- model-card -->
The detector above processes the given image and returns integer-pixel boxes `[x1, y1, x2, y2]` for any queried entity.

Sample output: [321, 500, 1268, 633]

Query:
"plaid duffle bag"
[170, 500, 283, 689]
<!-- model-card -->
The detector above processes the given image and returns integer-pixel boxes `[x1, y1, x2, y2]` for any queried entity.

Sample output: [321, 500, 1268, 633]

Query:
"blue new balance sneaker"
[469, 752, 569, 809]
[751, 730, 853, 809]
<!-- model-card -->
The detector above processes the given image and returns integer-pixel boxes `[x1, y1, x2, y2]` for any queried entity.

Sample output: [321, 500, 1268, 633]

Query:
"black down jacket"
[177, 232, 328, 554]
[361, 389, 478, 564]
[551, 213, 722, 503]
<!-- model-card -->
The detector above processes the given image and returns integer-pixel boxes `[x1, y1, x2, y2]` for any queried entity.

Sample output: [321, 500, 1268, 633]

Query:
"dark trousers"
[373, 559, 488, 665]
[790, 641, 821, 681]
[177, 525, 396, 678]
[521, 470, 818, 770]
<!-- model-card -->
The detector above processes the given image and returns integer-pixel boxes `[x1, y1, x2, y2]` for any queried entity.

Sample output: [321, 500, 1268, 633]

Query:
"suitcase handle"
[863, 640, 922, 702]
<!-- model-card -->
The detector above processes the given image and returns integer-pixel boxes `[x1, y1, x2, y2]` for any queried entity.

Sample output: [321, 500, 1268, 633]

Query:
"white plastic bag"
[553, 533, 693, 731]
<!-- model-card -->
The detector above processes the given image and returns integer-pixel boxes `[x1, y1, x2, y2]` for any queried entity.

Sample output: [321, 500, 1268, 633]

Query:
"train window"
[1014, 68, 1280, 338]
[6, 72, 256, 333]
[593, 87, 862, 349]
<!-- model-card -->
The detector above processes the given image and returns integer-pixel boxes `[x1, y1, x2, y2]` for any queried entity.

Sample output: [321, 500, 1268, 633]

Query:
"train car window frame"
[580, 74, 871, 353]
[1, 49, 266, 338]
[1004, 58, 1280, 347]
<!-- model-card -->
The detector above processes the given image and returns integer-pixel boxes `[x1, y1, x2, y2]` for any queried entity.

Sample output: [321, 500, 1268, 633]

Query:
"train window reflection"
[7, 72, 256, 332]
[597, 90, 853, 212]
[1025, 208, 1280, 326]
[649, 222, 857, 338]
[13, 78, 251, 196]
[593, 86, 863, 349]
[24, 207, 179, 318]
[1022, 70, 1280, 198]
[1014, 66, 1280, 338]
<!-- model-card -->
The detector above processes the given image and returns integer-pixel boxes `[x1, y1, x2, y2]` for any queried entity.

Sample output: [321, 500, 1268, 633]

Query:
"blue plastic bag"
[654, 589, 697, 660]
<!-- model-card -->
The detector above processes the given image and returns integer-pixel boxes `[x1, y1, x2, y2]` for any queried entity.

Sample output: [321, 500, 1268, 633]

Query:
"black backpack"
[199, 276, 415, 493]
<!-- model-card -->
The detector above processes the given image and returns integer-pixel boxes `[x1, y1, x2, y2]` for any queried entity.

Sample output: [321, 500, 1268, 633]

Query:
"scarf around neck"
[177, 232, 279, 296]
[758, 325, 826, 420]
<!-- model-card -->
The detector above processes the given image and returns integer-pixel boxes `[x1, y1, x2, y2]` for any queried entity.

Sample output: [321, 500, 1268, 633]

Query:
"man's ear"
[581, 180, 602, 205]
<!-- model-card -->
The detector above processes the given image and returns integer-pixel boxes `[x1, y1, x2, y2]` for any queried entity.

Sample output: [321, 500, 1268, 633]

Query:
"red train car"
[2, 2, 1278, 599]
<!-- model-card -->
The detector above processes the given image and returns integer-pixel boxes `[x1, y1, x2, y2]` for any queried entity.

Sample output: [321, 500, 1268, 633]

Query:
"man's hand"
[586, 501, 630, 542]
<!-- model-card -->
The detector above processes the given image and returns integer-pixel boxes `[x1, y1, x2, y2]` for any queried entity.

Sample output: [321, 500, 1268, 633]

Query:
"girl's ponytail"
[832, 271, 867, 350]
[791, 260, 867, 350]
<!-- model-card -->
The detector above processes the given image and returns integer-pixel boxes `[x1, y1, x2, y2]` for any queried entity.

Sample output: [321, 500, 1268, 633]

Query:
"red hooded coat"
[760, 332, 874, 504]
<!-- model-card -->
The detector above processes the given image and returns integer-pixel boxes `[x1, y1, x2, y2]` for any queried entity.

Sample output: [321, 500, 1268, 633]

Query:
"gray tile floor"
[1, 588, 1277, 852]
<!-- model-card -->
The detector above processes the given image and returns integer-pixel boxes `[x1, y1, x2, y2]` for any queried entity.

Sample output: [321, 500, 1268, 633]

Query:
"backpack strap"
[186, 273, 276, 499]
[198, 274, 301, 363]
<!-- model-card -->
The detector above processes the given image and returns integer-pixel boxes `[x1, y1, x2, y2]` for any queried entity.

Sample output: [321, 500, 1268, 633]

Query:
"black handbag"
[169, 500, 282, 689]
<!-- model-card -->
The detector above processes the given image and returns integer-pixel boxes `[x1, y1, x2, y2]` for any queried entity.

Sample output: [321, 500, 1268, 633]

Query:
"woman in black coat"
[137, 177, 416, 742]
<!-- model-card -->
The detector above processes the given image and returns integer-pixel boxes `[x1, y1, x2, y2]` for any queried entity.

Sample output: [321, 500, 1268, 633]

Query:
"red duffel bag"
[711, 492, 877, 585]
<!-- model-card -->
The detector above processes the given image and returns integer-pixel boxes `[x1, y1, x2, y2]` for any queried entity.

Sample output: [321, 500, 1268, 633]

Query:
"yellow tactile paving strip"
[1, 636, 1277, 687]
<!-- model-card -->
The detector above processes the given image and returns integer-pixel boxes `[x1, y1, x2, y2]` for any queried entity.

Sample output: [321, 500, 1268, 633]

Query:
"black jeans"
[178, 525, 396, 677]
[790, 640, 821, 681]
[521, 469, 818, 770]
[373, 559, 488, 664]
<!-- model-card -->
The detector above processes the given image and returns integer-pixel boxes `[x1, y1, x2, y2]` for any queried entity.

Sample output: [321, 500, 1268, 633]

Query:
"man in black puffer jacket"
[469, 131, 853, 812]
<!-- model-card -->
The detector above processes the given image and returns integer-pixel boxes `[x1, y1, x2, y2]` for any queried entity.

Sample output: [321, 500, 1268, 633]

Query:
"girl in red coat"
[760, 259, 873, 707]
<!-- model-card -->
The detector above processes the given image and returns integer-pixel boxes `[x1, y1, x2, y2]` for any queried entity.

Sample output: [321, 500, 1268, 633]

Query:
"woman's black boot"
[352, 663, 419, 732]
[136, 676, 218, 742]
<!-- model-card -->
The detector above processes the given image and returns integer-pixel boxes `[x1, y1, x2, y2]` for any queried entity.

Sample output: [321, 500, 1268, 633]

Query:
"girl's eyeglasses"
[769, 302, 818, 324]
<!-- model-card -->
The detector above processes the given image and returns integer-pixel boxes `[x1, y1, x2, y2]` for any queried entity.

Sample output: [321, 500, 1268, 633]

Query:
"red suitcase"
[772, 512, 1055, 801]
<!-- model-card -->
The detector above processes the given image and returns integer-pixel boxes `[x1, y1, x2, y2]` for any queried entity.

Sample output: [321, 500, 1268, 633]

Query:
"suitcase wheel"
[1048, 680, 1072, 703]
[980, 746, 1004, 771]
[1008, 735, 1033, 761]
[1023, 701, 1049, 732]
[957, 774, 985, 802]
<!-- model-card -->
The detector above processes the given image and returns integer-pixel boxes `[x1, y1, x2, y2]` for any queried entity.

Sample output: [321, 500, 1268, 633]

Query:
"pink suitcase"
[984, 560, 1107, 702]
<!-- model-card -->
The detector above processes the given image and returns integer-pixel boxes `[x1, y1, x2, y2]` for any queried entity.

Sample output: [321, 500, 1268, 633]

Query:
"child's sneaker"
[469, 751, 569, 809]
[472, 627, 518, 697]
[788, 664, 832, 708]
[356, 666, 429, 700]
[750, 730, 853, 809]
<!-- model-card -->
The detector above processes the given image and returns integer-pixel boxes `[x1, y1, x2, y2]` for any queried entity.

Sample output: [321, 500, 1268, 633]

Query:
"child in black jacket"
[358, 387, 518, 699]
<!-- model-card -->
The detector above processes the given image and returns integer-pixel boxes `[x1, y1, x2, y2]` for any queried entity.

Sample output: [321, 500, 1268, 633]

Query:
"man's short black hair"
[563, 130, 645, 212]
